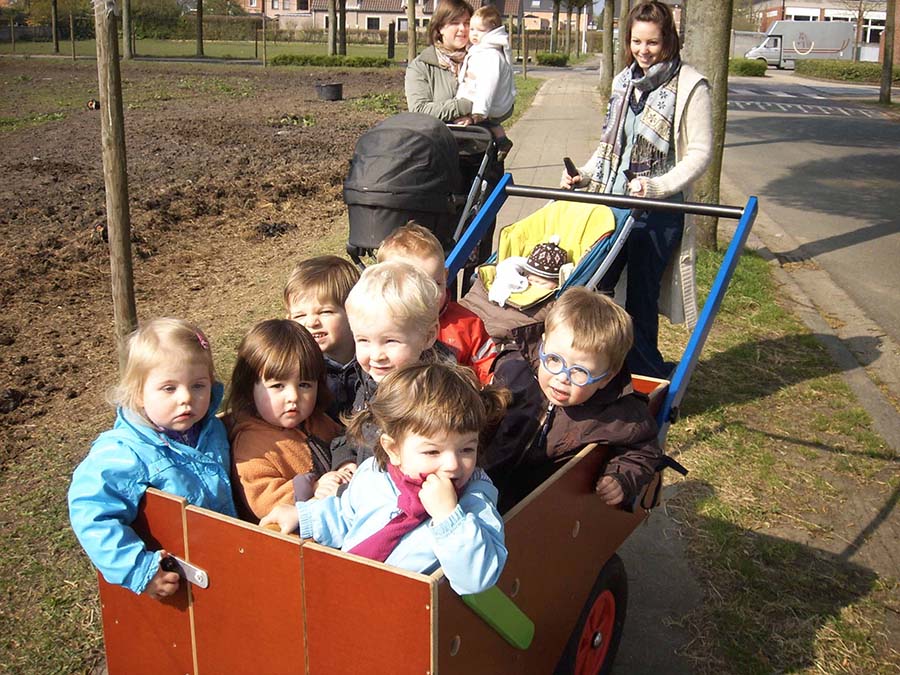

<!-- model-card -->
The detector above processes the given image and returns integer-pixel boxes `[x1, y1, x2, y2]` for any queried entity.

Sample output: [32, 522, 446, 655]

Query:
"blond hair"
[473, 4, 502, 31]
[345, 261, 441, 338]
[226, 319, 329, 419]
[346, 362, 510, 470]
[113, 318, 216, 415]
[376, 222, 445, 266]
[283, 255, 360, 313]
[544, 287, 633, 373]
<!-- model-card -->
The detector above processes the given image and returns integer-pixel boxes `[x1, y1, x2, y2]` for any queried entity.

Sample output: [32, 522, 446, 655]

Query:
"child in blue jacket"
[68, 318, 236, 599]
[262, 362, 509, 595]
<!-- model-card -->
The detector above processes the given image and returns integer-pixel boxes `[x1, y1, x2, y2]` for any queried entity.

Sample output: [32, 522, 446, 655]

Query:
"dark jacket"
[486, 323, 662, 508]
[324, 354, 360, 423]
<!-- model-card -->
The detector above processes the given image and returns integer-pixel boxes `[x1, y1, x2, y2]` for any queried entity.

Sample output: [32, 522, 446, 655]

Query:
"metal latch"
[161, 555, 209, 589]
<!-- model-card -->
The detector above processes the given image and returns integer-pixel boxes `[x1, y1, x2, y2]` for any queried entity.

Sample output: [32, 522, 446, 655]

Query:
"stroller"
[344, 112, 504, 270]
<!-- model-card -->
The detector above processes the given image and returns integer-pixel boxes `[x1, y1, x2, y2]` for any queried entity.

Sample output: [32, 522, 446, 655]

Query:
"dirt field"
[0, 58, 404, 672]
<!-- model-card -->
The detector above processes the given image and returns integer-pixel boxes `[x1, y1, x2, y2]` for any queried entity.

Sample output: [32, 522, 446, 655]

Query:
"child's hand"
[314, 471, 347, 499]
[336, 463, 357, 482]
[419, 473, 458, 522]
[259, 504, 300, 535]
[595, 475, 624, 506]
[145, 549, 180, 601]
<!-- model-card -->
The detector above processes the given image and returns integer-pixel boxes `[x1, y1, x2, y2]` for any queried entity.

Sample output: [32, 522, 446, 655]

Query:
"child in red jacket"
[377, 223, 497, 384]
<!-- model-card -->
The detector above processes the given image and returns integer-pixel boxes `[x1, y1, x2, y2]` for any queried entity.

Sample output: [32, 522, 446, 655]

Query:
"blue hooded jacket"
[68, 382, 236, 594]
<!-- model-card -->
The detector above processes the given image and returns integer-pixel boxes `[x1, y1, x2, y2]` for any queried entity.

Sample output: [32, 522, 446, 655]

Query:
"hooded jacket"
[486, 324, 662, 507]
[406, 45, 474, 122]
[457, 26, 516, 119]
[228, 410, 342, 521]
[68, 383, 236, 594]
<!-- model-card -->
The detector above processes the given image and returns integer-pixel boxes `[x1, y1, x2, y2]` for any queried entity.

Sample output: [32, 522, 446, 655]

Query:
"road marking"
[771, 91, 795, 98]
[730, 88, 756, 96]
[727, 101, 891, 119]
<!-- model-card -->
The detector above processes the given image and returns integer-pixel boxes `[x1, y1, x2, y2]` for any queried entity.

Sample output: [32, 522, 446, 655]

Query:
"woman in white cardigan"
[561, 0, 712, 379]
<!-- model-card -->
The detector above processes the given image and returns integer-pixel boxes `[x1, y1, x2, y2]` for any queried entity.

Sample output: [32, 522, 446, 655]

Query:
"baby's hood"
[479, 26, 510, 49]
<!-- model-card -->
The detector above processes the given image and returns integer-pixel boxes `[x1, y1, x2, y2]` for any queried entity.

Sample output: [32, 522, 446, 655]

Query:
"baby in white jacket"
[456, 5, 516, 159]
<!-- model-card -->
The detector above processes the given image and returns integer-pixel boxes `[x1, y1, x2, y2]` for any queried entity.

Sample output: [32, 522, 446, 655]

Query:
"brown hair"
[428, 0, 474, 46]
[544, 287, 633, 374]
[345, 362, 510, 470]
[227, 319, 330, 419]
[623, 0, 681, 68]
[376, 222, 445, 266]
[283, 255, 360, 314]
[472, 5, 502, 31]
[113, 318, 217, 419]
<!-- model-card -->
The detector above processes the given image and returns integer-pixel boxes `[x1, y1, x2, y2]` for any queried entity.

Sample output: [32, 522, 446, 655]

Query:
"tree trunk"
[407, 0, 415, 63]
[682, 0, 734, 250]
[51, 0, 59, 53]
[121, 0, 132, 58]
[565, 6, 571, 53]
[855, 0, 864, 61]
[92, 2, 138, 370]
[617, 0, 630, 70]
[575, 5, 582, 57]
[599, 0, 614, 95]
[551, 0, 560, 52]
[338, 0, 347, 55]
[196, 0, 204, 57]
[881, 0, 896, 104]
[327, 0, 336, 56]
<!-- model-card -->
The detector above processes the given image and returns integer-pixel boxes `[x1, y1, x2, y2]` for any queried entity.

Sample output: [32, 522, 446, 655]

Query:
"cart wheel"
[556, 554, 628, 675]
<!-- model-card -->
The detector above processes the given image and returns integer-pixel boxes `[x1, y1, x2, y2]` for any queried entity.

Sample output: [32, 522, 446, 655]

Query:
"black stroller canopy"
[344, 112, 463, 214]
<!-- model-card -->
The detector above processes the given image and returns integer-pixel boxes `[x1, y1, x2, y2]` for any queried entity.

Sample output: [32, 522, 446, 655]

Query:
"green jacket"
[405, 45, 473, 122]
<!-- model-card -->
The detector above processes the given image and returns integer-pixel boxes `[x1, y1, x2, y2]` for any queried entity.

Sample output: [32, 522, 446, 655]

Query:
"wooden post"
[387, 20, 394, 59]
[51, 0, 60, 53]
[254, 24, 258, 59]
[406, 0, 415, 62]
[92, 0, 138, 370]
[522, 29, 527, 78]
[70, 13, 76, 61]
[262, 0, 267, 67]
[122, 0, 132, 59]
[10, 17, 14, 54]
[196, 0, 204, 57]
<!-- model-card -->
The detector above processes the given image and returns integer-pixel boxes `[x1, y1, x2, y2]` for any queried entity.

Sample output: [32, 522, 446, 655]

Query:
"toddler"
[261, 362, 509, 595]
[456, 5, 516, 159]
[485, 287, 663, 510]
[377, 222, 497, 384]
[329, 260, 455, 471]
[226, 319, 345, 522]
[283, 255, 360, 422]
[68, 318, 236, 600]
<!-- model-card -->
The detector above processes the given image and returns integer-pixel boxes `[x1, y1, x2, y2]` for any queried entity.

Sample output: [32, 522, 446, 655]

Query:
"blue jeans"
[599, 206, 685, 379]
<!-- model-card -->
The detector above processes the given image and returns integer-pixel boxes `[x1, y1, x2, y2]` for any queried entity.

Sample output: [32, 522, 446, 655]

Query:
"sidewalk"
[500, 60, 703, 675]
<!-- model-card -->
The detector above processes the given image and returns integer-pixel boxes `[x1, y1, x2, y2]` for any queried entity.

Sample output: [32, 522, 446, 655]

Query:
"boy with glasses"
[484, 287, 662, 510]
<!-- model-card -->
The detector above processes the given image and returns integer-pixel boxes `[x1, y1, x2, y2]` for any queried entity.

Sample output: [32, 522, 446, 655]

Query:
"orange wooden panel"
[184, 506, 306, 675]
[631, 375, 669, 419]
[98, 489, 194, 675]
[436, 445, 647, 675]
[303, 543, 434, 675]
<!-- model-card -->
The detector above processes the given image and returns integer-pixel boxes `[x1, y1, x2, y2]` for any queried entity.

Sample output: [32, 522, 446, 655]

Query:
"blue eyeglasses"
[538, 342, 610, 387]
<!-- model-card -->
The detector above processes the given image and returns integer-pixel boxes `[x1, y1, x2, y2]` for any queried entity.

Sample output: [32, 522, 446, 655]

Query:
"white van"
[745, 20, 855, 69]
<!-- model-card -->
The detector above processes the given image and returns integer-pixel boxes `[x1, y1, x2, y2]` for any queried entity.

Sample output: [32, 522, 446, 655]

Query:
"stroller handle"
[506, 185, 746, 220]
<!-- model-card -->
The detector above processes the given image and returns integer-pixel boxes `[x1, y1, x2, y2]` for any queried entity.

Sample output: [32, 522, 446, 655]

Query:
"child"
[488, 236, 572, 307]
[329, 260, 455, 471]
[456, 5, 516, 159]
[485, 287, 663, 510]
[377, 223, 497, 384]
[226, 319, 346, 522]
[283, 255, 360, 422]
[261, 362, 510, 595]
[68, 318, 236, 600]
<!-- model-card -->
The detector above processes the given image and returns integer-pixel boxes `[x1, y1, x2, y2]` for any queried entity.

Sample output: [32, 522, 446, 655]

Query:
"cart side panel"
[303, 543, 434, 674]
[185, 506, 306, 675]
[436, 445, 648, 675]
[98, 489, 194, 675]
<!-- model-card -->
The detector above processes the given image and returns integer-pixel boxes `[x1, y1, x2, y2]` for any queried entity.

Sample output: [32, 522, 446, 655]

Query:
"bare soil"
[0, 58, 404, 671]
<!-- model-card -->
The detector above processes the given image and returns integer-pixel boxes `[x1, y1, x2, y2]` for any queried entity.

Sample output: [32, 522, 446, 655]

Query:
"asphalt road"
[724, 73, 900, 347]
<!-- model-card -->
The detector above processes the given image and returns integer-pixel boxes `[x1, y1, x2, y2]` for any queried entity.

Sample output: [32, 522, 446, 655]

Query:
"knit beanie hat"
[523, 235, 568, 279]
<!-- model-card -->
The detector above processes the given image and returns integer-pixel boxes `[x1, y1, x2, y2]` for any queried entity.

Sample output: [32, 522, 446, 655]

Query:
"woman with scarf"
[405, 0, 475, 123]
[561, 0, 712, 379]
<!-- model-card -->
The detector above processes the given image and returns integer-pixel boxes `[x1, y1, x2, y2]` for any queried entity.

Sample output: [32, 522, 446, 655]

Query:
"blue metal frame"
[445, 174, 759, 446]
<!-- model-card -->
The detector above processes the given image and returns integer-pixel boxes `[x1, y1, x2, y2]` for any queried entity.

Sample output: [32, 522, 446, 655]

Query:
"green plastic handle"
[461, 585, 535, 650]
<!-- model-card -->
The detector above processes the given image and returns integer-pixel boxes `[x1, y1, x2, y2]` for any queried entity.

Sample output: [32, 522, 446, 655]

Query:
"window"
[249, 0, 257, 7]
[398, 18, 408, 30]
[367, 16, 380, 30]
[282, 0, 289, 9]
[296, 0, 308, 9]
[531, 0, 540, 6]
[271, 0, 278, 8]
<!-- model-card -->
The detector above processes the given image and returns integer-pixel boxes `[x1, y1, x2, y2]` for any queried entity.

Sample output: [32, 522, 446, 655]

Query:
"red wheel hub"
[574, 589, 616, 675]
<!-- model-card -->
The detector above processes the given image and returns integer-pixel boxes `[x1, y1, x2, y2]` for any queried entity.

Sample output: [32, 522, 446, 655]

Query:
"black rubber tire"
[555, 553, 628, 675]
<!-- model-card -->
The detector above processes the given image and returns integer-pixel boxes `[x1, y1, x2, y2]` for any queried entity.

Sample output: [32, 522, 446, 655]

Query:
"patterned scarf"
[435, 43, 468, 77]
[589, 58, 681, 194]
